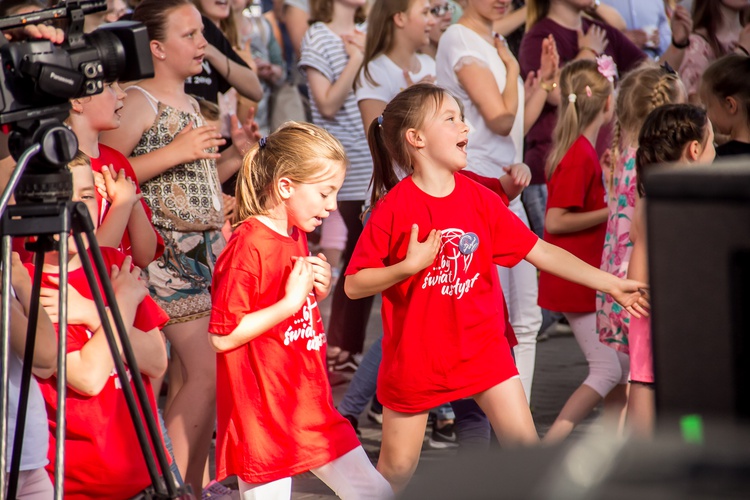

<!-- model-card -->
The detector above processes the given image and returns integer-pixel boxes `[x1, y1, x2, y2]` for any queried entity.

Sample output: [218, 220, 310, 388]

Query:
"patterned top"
[597, 146, 637, 353]
[678, 33, 735, 99]
[129, 86, 224, 232]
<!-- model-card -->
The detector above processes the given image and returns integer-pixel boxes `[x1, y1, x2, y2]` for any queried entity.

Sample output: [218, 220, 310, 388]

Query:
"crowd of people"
[2, 0, 750, 499]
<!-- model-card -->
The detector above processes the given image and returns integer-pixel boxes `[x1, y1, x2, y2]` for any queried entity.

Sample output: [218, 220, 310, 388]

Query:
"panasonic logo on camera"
[49, 72, 75, 86]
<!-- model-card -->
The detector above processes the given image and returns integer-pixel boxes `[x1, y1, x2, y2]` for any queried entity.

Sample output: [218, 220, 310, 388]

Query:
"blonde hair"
[68, 150, 91, 170]
[234, 122, 347, 224]
[547, 59, 613, 179]
[525, 0, 550, 31]
[609, 62, 684, 192]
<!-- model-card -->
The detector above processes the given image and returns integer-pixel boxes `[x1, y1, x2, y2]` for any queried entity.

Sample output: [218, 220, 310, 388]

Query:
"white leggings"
[238, 446, 393, 500]
[564, 312, 629, 397]
[497, 198, 543, 405]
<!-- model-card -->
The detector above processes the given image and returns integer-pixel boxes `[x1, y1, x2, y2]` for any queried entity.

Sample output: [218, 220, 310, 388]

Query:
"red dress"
[346, 174, 538, 413]
[209, 219, 360, 483]
[89, 145, 165, 260]
[33, 247, 170, 500]
[539, 136, 607, 313]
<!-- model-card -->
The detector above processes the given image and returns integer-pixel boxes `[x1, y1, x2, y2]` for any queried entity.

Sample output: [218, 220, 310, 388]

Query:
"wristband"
[671, 36, 690, 49]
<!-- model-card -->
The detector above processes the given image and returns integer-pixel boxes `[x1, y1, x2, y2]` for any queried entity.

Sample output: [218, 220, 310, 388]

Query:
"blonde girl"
[208, 123, 392, 500]
[598, 63, 685, 354]
[627, 104, 715, 437]
[345, 83, 649, 491]
[99, 0, 233, 493]
[538, 58, 629, 444]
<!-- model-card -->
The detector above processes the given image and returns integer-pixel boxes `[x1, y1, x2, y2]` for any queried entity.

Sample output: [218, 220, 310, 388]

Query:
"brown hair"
[357, 0, 414, 88]
[68, 150, 91, 170]
[133, 0, 194, 42]
[547, 59, 613, 179]
[692, 0, 726, 58]
[609, 61, 685, 191]
[702, 53, 750, 125]
[234, 122, 347, 223]
[635, 104, 709, 197]
[367, 83, 450, 207]
[309, 0, 367, 25]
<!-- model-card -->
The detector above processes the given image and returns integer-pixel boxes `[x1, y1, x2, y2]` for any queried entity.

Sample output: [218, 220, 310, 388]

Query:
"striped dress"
[300, 22, 372, 202]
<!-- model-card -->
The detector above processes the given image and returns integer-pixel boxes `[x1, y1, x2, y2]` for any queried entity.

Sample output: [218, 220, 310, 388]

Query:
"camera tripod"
[0, 122, 191, 499]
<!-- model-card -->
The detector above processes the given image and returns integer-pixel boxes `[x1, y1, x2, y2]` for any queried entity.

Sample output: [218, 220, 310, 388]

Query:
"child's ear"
[685, 139, 702, 162]
[278, 177, 294, 200]
[393, 12, 406, 29]
[405, 128, 424, 149]
[70, 99, 85, 114]
[724, 95, 739, 115]
[150, 40, 166, 61]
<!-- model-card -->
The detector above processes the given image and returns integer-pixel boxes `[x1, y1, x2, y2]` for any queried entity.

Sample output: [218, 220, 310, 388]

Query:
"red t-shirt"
[346, 174, 538, 413]
[539, 136, 607, 313]
[209, 219, 359, 483]
[32, 247, 170, 500]
[89, 145, 165, 261]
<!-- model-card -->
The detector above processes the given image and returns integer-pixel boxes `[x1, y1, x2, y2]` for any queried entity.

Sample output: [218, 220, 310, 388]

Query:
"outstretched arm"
[525, 239, 649, 317]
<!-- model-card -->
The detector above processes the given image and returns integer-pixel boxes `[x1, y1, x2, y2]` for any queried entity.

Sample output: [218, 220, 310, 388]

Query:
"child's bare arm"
[525, 239, 649, 317]
[126, 202, 158, 267]
[128, 327, 167, 379]
[209, 258, 314, 352]
[10, 253, 56, 379]
[545, 206, 608, 234]
[345, 224, 441, 300]
[499, 163, 532, 201]
[62, 257, 147, 396]
[94, 166, 140, 251]
[627, 199, 649, 284]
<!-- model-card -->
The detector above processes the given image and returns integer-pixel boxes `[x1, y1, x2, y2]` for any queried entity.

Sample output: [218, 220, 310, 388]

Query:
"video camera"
[0, 0, 154, 203]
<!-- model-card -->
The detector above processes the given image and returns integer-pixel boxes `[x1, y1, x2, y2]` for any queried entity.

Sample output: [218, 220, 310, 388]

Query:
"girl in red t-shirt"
[539, 57, 627, 444]
[208, 123, 392, 499]
[345, 82, 649, 492]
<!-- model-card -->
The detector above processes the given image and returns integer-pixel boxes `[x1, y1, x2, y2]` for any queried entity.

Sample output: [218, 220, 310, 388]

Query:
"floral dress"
[597, 146, 637, 353]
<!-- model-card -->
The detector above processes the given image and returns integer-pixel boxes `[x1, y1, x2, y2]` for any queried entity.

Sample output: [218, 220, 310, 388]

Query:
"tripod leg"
[0, 236, 12, 500]
[6, 247, 46, 500]
[71, 228, 175, 498]
[53, 229, 70, 500]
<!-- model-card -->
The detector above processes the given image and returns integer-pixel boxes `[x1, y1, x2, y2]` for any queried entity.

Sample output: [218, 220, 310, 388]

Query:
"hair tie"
[377, 115, 384, 127]
[259, 136, 267, 149]
[568, 93, 577, 103]
[585, 85, 592, 97]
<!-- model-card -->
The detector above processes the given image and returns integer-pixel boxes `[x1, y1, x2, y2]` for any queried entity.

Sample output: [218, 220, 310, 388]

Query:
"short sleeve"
[209, 268, 260, 336]
[345, 203, 392, 275]
[438, 27, 481, 73]
[355, 60, 393, 103]
[299, 25, 335, 82]
[459, 171, 509, 206]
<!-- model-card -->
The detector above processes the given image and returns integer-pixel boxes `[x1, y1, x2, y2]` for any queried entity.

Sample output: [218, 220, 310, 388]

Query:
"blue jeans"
[337, 335, 382, 418]
[521, 184, 547, 239]
[158, 408, 184, 487]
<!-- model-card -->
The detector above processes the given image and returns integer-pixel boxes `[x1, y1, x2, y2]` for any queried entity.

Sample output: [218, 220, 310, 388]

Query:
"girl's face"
[469, 0, 511, 21]
[230, 0, 250, 11]
[82, 82, 126, 132]
[396, 0, 436, 49]
[156, 5, 208, 77]
[557, 0, 594, 13]
[417, 94, 470, 171]
[198, 0, 231, 23]
[699, 84, 733, 136]
[428, 0, 453, 44]
[105, 0, 128, 22]
[284, 165, 347, 233]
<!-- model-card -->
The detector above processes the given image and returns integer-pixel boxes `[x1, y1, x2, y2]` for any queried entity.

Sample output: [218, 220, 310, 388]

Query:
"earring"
[160, 54, 166, 60]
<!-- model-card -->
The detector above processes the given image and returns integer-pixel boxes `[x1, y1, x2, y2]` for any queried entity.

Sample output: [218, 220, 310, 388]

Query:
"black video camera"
[0, 0, 154, 203]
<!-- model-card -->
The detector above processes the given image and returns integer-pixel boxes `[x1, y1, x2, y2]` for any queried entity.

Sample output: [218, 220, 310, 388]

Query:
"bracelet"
[579, 46, 599, 58]
[540, 81, 558, 92]
[226, 56, 231, 80]
[737, 45, 750, 56]
[671, 36, 690, 49]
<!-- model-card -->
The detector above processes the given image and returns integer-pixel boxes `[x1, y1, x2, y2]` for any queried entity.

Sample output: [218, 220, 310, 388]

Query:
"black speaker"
[645, 159, 750, 420]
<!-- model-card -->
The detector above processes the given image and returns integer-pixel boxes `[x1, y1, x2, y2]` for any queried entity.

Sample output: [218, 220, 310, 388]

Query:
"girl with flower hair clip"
[539, 56, 628, 444]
